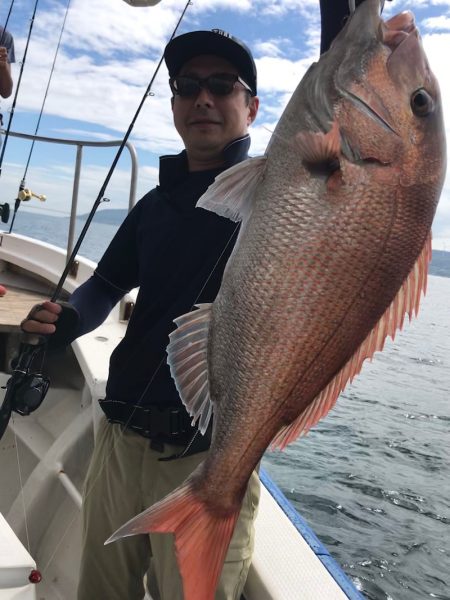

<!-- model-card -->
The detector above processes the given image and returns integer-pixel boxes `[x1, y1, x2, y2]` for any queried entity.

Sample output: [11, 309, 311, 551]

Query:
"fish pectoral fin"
[106, 479, 240, 600]
[271, 233, 432, 451]
[197, 156, 267, 224]
[167, 303, 213, 434]
[295, 119, 341, 169]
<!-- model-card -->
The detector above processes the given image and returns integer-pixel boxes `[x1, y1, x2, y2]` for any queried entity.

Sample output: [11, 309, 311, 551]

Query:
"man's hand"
[0, 46, 8, 69]
[0, 45, 13, 98]
[21, 301, 62, 336]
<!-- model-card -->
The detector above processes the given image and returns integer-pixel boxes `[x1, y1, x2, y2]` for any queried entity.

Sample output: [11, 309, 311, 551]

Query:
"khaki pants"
[77, 418, 260, 600]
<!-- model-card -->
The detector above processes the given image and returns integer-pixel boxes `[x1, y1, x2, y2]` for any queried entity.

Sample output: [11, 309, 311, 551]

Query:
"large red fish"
[108, 1, 447, 598]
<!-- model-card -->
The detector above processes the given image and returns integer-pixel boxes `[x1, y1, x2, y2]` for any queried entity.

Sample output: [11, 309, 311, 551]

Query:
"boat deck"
[0, 257, 55, 333]
[0, 267, 54, 372]
[0, 285, 49, 332]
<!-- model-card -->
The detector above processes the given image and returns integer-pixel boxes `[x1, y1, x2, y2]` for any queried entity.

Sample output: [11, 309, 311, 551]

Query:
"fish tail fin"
[106, 480, 239, 600]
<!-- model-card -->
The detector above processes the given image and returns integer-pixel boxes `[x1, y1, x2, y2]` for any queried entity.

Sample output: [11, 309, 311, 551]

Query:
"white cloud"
[253, 40, 290, 59]
[39, 0, 182, 57]
[257, 56, 311, 95]
[422, 15, 450, 30]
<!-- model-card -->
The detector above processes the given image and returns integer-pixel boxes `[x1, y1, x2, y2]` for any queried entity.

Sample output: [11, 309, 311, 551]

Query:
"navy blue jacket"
[67, 138, 247, 440]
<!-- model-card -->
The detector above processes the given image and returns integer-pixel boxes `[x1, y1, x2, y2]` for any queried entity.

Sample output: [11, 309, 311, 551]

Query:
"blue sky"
[1, 0, 449, 248]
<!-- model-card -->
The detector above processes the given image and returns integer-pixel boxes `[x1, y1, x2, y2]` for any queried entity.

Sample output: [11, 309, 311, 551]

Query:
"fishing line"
[22, 0, 71, 181]
[75, 214, 241, 481]
[10, 414, 32, 554]
[50, 0, 193, 302]
[41, 219, 242, 573]
[0, 0, 39, 177]
[8, 0, 72, 233]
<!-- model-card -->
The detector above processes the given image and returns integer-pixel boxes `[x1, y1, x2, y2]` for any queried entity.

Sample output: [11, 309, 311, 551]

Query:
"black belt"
[99, 398, 194, 442]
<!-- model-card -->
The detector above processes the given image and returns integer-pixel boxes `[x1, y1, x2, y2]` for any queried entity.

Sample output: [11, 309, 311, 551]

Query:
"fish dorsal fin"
[197, 156, 267, 223]
[271, 234, 432, 450]
[167, 303, 213, 434]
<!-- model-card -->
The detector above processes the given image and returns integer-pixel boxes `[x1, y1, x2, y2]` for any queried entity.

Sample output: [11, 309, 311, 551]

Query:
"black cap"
[164, 29, 257, 96]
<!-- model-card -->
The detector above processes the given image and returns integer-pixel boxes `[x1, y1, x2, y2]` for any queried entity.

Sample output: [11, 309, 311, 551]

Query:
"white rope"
[11, 414, 32, 554]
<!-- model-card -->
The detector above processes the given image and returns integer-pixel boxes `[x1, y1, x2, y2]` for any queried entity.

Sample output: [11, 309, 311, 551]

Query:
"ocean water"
[7, 211, 450, 600]
[263, 276, 450, 600]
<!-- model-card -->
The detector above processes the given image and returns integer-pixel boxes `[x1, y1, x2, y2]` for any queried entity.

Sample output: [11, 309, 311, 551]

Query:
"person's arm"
[0, 29, 14, 98]
[21, 198, 144, 346]
[69, 273, 126, 337]
[0, 46, 12, 98]
[20, 275, 125, 349]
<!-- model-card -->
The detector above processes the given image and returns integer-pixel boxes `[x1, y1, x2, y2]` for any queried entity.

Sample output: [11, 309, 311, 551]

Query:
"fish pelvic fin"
[197, 156, 267, 224]
[271, 233, 432, 450]
[167, 303, 213, 434]
[106, 480, 239, 600]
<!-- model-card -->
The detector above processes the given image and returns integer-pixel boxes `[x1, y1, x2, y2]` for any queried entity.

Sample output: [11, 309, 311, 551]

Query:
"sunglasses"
[169, 73, 252, 98]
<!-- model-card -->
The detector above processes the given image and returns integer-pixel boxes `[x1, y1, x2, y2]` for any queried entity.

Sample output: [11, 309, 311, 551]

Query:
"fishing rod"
[0, 0, 40, 177]
[0, 0, 193, 441]
[51, 0, 192, 302]
[8, 0, 72, 233]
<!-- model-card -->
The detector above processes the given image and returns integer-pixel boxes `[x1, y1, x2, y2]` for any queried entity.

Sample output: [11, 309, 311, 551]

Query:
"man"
[21, 2, 384, 598]
[0, 26, 14, 99]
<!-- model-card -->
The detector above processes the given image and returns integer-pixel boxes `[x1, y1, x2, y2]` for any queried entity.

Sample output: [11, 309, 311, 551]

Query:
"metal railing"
[2, 129, 139, 260]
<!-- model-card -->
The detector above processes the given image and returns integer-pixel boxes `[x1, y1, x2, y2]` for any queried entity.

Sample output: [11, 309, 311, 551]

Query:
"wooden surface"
[0, 286, 50, 331]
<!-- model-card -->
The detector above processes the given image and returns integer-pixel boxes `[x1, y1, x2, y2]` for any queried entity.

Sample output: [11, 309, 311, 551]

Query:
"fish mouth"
[382, 10, 422, 75]
[383, 11, 418, 50]
[340, 7, 422, 137]
[383, 11, 430, 97]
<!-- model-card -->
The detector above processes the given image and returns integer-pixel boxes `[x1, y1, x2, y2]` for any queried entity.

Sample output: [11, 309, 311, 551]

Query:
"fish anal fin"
[197, 156, 267, 224]
[271, 234, 432, 450]
[106, 481, 239, 600]
[167, 303, 213, 434]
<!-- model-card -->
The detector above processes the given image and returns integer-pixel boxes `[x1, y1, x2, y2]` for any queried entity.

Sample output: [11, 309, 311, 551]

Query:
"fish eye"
[410, 89, 434, 117]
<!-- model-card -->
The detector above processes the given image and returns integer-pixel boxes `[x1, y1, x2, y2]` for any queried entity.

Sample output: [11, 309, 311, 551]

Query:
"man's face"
[171, 54, 259, 168]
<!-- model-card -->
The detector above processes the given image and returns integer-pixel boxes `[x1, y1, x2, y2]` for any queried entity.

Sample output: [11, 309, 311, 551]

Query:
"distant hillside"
[78, 208, 128, 226]
[78, 209, 450, 278]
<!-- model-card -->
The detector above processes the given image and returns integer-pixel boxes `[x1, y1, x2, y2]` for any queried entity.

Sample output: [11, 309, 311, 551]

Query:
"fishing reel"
[17, 188, 46, 202]
[0, 337, 50, 440]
